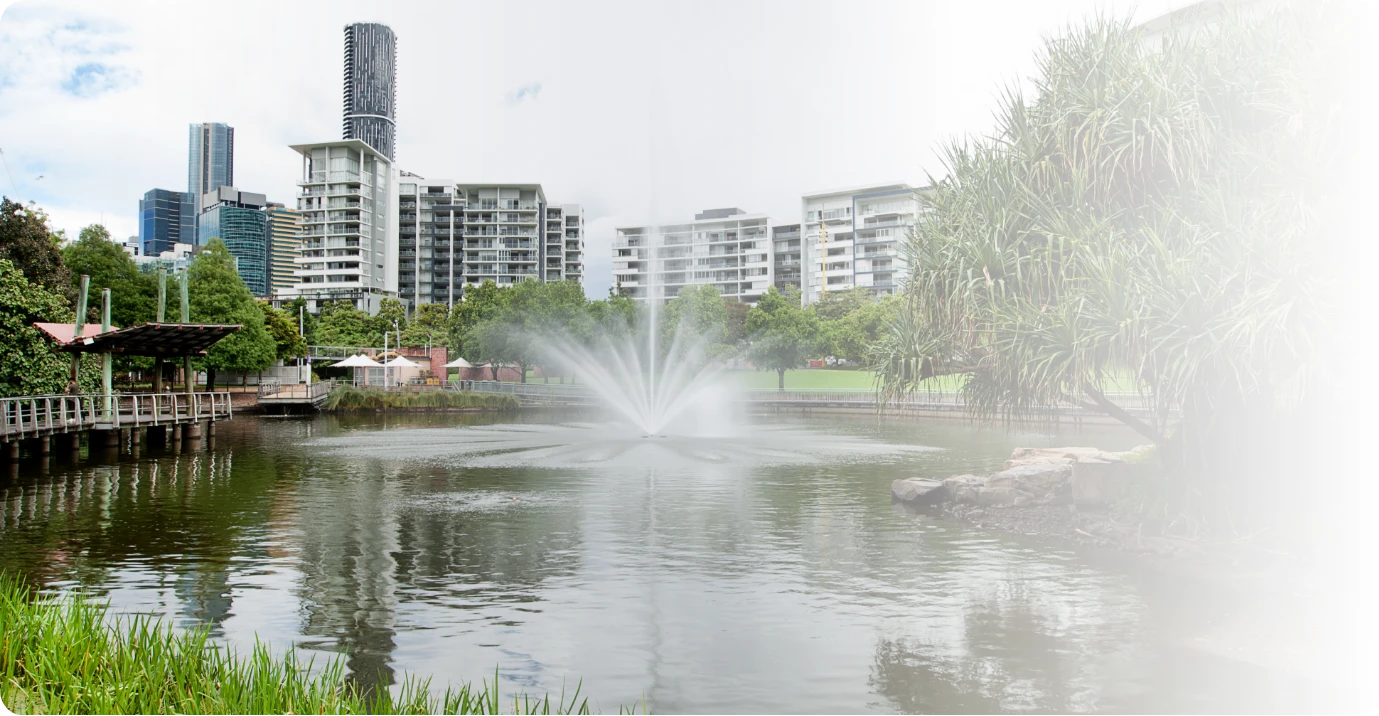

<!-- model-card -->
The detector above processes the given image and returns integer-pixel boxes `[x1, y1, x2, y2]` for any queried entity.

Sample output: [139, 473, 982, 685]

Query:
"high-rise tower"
[187, 122, 235, 243]
[342, 23, 397, 162]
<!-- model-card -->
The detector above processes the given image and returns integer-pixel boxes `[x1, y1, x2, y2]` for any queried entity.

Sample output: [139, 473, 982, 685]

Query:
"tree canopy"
[0, 258, 95, 397]
[188, 239, 276, 386]
[871, 11, 1335, 456]
[745, 286, 819, 391]
[0, 197, 70, 296]
[61, 224, 156, 329]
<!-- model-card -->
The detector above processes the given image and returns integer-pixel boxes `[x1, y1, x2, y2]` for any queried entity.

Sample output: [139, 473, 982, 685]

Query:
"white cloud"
[0, 0, 1188, 297]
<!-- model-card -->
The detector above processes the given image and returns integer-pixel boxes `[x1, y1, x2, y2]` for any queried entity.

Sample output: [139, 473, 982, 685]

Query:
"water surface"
[0, 413, 1330, 712]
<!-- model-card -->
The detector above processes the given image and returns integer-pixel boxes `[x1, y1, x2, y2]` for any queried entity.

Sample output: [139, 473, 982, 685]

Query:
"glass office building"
[198, 187, 269, 297]
[188, 122, 235, 243]
[138, 188, 194, 257]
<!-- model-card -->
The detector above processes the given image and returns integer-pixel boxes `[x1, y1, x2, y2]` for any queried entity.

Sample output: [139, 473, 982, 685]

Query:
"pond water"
[0, 412, 1336, 713]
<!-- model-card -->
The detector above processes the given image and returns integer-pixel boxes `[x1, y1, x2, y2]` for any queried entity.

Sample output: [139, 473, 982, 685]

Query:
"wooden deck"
[1, 392, 233, 442]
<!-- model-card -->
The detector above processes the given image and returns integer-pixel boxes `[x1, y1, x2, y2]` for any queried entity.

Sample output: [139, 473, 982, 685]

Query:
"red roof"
[34, 323, 112, 344]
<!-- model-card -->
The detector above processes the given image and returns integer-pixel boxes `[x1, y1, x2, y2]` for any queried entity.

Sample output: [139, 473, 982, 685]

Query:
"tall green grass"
[0, 575, 621, 714]
[322, 387, 520, 413]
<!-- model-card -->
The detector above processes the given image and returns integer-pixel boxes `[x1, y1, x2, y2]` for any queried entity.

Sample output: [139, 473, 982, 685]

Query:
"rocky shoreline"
[892, 445, 1239, 562]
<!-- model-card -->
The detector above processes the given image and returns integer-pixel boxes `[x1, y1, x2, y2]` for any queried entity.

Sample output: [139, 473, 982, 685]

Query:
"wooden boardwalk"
[1, 392, 233, 451]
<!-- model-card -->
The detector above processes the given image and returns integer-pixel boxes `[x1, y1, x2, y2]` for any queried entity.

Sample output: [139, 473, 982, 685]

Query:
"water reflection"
[0, 413, 1324, 712]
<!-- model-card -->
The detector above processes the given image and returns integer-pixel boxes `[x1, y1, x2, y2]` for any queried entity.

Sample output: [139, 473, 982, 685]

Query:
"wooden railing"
[0, 392, 233, 440]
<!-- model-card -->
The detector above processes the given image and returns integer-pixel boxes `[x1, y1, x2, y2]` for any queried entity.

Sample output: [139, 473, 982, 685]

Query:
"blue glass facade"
[188, 122, 235, 243]
[138, 188, 193, 257]
[199, 205, 268, 297]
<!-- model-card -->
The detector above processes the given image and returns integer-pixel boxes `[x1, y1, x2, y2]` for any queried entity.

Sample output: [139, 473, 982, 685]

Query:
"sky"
[0, 0, 1190, 298]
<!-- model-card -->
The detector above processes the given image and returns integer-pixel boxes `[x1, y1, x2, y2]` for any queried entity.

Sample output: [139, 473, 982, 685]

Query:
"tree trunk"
[490, 364, 499, 381]
[1078, 384, 1164, 445]
[519, 362, 527, 384]
[778, 368, 785, 392]
[206, 369, 216, 391]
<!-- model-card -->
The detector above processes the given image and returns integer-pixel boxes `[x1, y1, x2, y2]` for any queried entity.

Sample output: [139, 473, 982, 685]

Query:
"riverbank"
[321, 387, 520, 413]
[0, 575, 607, 715]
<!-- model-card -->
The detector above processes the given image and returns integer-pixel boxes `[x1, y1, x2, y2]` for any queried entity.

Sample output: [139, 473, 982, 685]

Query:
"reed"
[0, 575, 617, 714]
[322, 387, 520, 413]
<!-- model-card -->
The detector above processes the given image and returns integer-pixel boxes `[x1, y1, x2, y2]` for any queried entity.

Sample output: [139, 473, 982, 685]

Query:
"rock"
[987, 463, 1071, 494]
[892, 478, 948, 506]
[976, 486, 1024, 506]
[942, 474, 985, 503]
[1003, 446, 1113, 470]
[1071, 459, 1135, 507]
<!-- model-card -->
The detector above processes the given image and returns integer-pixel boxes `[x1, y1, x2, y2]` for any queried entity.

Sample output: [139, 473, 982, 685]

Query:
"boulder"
[892, 478, 948, 506]
[1071, 459, 1133, 507]
[989, 463, 1072, 495]
[1003, 446, 1116, 470]
[943, 474, 985, 503]
[976, 486, 1025, 506]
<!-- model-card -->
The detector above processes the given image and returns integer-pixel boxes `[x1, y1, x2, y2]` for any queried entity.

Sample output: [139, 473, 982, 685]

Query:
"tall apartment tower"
[342, 23, 397, 162]
[613, 208, 772, 305]
[771, 224, 802, 295]
[801, 183, 918, 304]
[396, 179, 584, 307]
[288, 139, 395, 314]
[188, 122, 235, 243]
[265, 203, 303, 298]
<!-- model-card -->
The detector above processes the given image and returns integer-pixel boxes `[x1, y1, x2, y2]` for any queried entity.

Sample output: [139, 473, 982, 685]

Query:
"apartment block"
[771, 223, 802, 295]
[198, 186, 269, 297]
[801, 183, 918, 304]
[288, 139, 395, 314]
[613, 208, 772, 304]
[395, 178, 584, 306]
[265, 203, 302, 298]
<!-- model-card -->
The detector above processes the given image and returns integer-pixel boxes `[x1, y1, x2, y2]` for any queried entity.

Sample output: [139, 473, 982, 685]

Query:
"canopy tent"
[443, 356, 474, 368]
[333, 354, 382, 368]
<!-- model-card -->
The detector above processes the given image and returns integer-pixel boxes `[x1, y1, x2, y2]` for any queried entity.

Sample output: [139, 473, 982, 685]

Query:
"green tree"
[258, 301, 307, 362]
[745, 286, 820, 391]
[0, 258, 96, 397]
[586, 287, 638, 333]
[447, 280, 508, 358]
[188, 239, 275, 388]
[371, 298, 408, 349]
[61, 224, 157, 329]
[0, 198, 70, 296]
[281, 296, 317, 345]
[817, 292, 898, 365]
[871, 11, 1334, 460]
[401, 303, 449, 348]
[314, 301, 378, 347]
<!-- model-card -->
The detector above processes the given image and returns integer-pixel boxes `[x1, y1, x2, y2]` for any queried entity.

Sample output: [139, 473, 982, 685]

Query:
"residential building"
[122, 236, 140, 257]
[771, 223, 802, 295]
[613, 208, 772, 304]
[544, 203, 585, 284]
[265, 203, 302, 298]
[198, 186, 269, 297]
[396, 178, 584, 306]
[188, 122, 235, 242]
[288, 139, 395, 314]
[343, 23, 397, 162]
[138, 188, 194, 257]
[801, 183, 918, 304]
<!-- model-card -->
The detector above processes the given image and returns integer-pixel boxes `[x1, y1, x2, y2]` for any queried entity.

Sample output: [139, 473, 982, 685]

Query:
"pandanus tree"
[872, 9, 1338, 465]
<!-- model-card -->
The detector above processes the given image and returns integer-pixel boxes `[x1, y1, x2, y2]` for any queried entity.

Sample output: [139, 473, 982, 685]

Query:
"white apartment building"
[801, 183, 919, 304]
[613, 208, 772, 304]
[395, 178, 585, 306]
[288, 139, 396, 314]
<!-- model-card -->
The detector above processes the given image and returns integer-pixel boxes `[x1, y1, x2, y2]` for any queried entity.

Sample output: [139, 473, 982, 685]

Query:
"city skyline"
[0, 0, 1195, 298]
